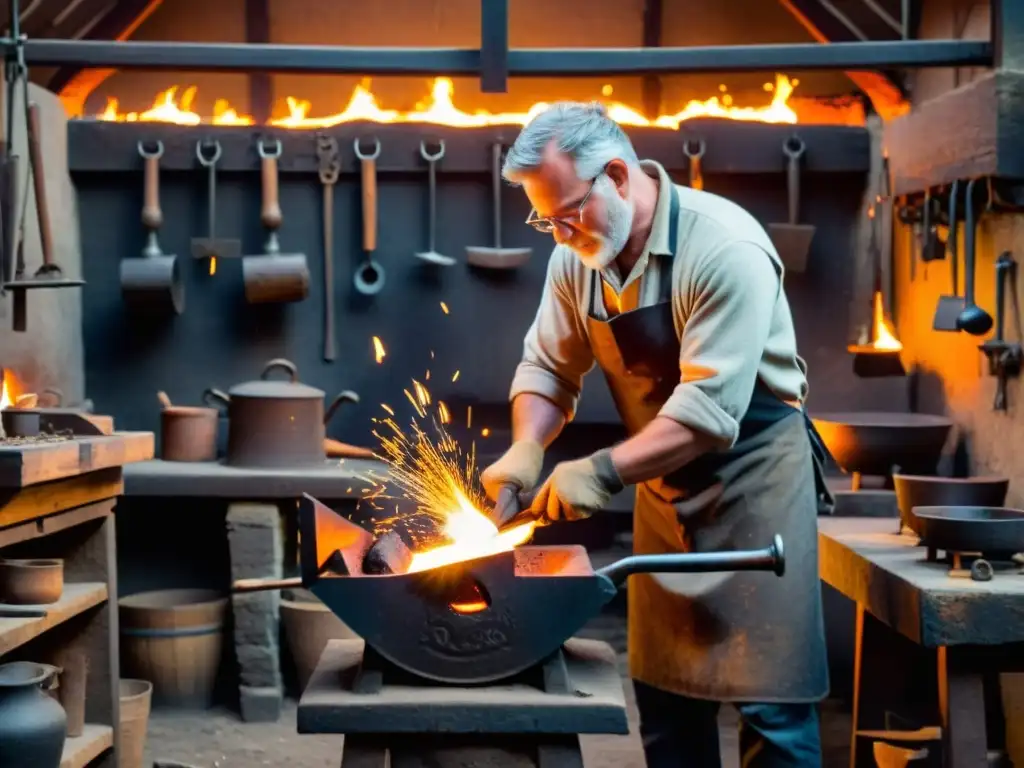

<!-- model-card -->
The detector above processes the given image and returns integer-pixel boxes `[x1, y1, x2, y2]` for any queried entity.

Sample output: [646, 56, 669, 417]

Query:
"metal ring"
[783, 134, 806, 159]
[257, 138, 283, 159]
[354, 259, 386, 296]
[419, 139, 445, 162]
[138, 140, 164, 159]
[196, 139, 222, 167]
[354, 137, 381, 160]
[682, 138, 705, 159]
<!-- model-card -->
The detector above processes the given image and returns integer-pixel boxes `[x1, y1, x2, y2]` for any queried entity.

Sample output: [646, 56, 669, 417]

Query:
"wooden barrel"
[281, 588, 358, 694]
[118, 589, 228, 709]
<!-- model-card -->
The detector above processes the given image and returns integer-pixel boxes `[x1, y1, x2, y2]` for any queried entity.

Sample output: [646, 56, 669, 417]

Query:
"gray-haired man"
[480, 102, 831, 767]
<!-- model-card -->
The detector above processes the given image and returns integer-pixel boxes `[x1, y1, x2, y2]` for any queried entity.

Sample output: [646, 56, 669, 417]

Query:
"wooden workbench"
[818, 516, 1024, 768]
[0, 431, 154, 768]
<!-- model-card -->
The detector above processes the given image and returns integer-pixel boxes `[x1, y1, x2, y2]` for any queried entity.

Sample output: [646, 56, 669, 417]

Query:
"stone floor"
[143, 614, 854, 767]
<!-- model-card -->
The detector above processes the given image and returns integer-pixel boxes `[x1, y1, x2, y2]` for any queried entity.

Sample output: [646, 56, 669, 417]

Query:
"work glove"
[530, 448, 625, 523]
[480, 440, 545, 502]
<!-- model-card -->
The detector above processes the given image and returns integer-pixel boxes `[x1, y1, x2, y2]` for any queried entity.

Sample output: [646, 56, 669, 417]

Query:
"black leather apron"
[584, 184, 830, 702]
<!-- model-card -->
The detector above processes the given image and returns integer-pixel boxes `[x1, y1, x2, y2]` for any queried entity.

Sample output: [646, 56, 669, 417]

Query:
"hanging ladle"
[956, 178, 994, 336]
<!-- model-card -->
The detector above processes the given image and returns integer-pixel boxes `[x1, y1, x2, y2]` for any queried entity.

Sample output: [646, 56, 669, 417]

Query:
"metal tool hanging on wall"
[919, 189, 945, 263]
[120, 140, 184, 315]
[2, 36, 83, 332]
[933, 181, 961, 332]
[414, 139, 455, 267]
[190, 138, 240, 272]
[768, 135, 815, 275]
[316, 134, 340, 361]
[979, 252, 1021, 411]
[242, 137, 309, 304]
[956, 177, 993, 336]
[683, 138, 704, 191]
[465, 141, 531, 270]
[353, 136, 384, 296]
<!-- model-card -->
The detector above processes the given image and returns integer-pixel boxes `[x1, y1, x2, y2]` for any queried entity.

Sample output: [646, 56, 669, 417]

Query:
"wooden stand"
[0, 431, 154, 768]
[298, 638, 629, 768]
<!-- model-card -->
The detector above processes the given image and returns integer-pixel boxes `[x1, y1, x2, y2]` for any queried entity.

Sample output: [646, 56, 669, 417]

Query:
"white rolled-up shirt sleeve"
[508, 250, 595, 419]
[659, 241, 781, 448]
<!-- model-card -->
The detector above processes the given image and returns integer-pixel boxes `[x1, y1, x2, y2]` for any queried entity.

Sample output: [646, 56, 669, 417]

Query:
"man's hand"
[530, 449, 625, 522]
[480, 440, 545, 501]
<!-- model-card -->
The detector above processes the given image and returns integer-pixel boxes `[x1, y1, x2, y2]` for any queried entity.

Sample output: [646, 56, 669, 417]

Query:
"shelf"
[0, 582, 107, 655]
[61, 724, 114, 768]
[0, 431, 154, 488]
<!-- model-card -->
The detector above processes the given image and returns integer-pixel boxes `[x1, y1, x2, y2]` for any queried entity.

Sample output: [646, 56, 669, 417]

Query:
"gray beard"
[575, 177, 634, 271]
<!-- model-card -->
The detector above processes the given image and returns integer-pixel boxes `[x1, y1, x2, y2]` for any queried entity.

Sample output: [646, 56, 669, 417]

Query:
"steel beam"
[479, 0, 508, 93]
[992, 0, 1024, 71]
[11, 38, 992, 76]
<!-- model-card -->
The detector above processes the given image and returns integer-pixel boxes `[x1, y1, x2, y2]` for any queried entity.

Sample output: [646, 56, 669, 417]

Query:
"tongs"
[491, 481, 543, 530]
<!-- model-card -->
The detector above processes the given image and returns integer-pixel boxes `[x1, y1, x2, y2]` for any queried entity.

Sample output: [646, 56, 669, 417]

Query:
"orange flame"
[91, 75, 864, 129]
[868, 290, 903, 351]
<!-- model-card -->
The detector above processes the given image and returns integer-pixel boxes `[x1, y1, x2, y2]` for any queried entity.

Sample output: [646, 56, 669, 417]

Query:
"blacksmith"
[480, 102, 831, 768]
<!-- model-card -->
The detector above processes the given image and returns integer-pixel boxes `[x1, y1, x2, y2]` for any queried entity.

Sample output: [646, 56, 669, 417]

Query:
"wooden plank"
[886, 69, 1024, 196]
[0, 468, 122, 530]
[60, 723, 114, 768]
[818, 517, 1024, 647]
[244, 0, 272, 123]
[775, 0, 909, 120]
[123, 457, 387, 499]
[66, 120, 872, 175]
[50, 0, 166, 117]
[0, 431, 154, 488]
[0, 581, 107, 655]
[0, 498, 115, 548]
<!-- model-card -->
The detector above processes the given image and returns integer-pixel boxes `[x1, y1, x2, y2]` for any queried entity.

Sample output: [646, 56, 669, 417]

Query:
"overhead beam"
[16, 38, 991, 76]
[244, 0, 271, 123]
[48, 0, 164, 117]
[641, 0, 663, 119]
[777, 0, 910, 120]
[992, 0, 1024, 71]
[479, 0, 508, 93]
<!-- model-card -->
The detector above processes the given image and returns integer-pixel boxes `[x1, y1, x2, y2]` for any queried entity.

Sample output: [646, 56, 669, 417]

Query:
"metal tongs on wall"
[0, 25, 83, 332]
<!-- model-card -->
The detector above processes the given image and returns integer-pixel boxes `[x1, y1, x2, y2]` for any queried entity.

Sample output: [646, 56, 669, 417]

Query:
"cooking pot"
[207, 359, 359, 468]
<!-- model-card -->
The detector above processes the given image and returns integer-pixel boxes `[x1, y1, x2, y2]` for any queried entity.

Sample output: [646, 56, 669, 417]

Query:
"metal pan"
[912, 506, 1024, 558]
[893, 474, 1008, 536]
[283, 494, 782, 684]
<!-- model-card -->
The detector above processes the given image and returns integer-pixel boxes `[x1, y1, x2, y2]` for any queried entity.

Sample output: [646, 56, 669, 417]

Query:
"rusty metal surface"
[297, 493, 783, 685]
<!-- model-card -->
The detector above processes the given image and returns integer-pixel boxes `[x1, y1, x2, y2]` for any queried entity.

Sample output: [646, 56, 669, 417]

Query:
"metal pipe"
[597, 535, 786, 587]
[6, 38, 992, 75]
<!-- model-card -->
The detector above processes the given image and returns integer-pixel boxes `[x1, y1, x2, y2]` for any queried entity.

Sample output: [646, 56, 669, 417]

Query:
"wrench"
[316, 134, 341, 361]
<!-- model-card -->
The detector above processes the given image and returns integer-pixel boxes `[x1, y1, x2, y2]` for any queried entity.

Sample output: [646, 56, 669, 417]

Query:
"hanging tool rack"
[0, 2, 84, 334]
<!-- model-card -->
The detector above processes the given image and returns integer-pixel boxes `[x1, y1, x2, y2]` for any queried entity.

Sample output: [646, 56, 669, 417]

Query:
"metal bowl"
[912, 506, 1024, 557]
[810, 412, 953, 477]
[893, 474, 1009, 535]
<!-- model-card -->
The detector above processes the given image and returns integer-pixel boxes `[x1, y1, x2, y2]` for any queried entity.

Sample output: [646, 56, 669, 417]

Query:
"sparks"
[440, 302, 449, 314]
[452, 370, 460, 382]
[372, 336, 386, 363]
[371, 378, 535, 574]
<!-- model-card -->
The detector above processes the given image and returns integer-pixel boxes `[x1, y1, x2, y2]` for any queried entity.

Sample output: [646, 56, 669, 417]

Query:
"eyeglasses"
[525, 175, 600, 234]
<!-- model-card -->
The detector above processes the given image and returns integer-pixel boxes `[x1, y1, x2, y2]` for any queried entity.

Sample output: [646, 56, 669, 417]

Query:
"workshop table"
[818, 516, 1024, 768]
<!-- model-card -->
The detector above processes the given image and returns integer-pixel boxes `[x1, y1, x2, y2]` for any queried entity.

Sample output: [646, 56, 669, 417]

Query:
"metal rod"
[479, 0, 508, 93]
[859, 0, 903, 36]
[818, 0, 869, 42]
[6, 38, 991, 75]
[597, 535, 785, 587]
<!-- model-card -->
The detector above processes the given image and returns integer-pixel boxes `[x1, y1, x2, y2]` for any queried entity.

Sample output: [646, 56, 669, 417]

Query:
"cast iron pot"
[893, 474, 1009, 536]
[207, 358, 360, 468]
[810, 412, 953, 477]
